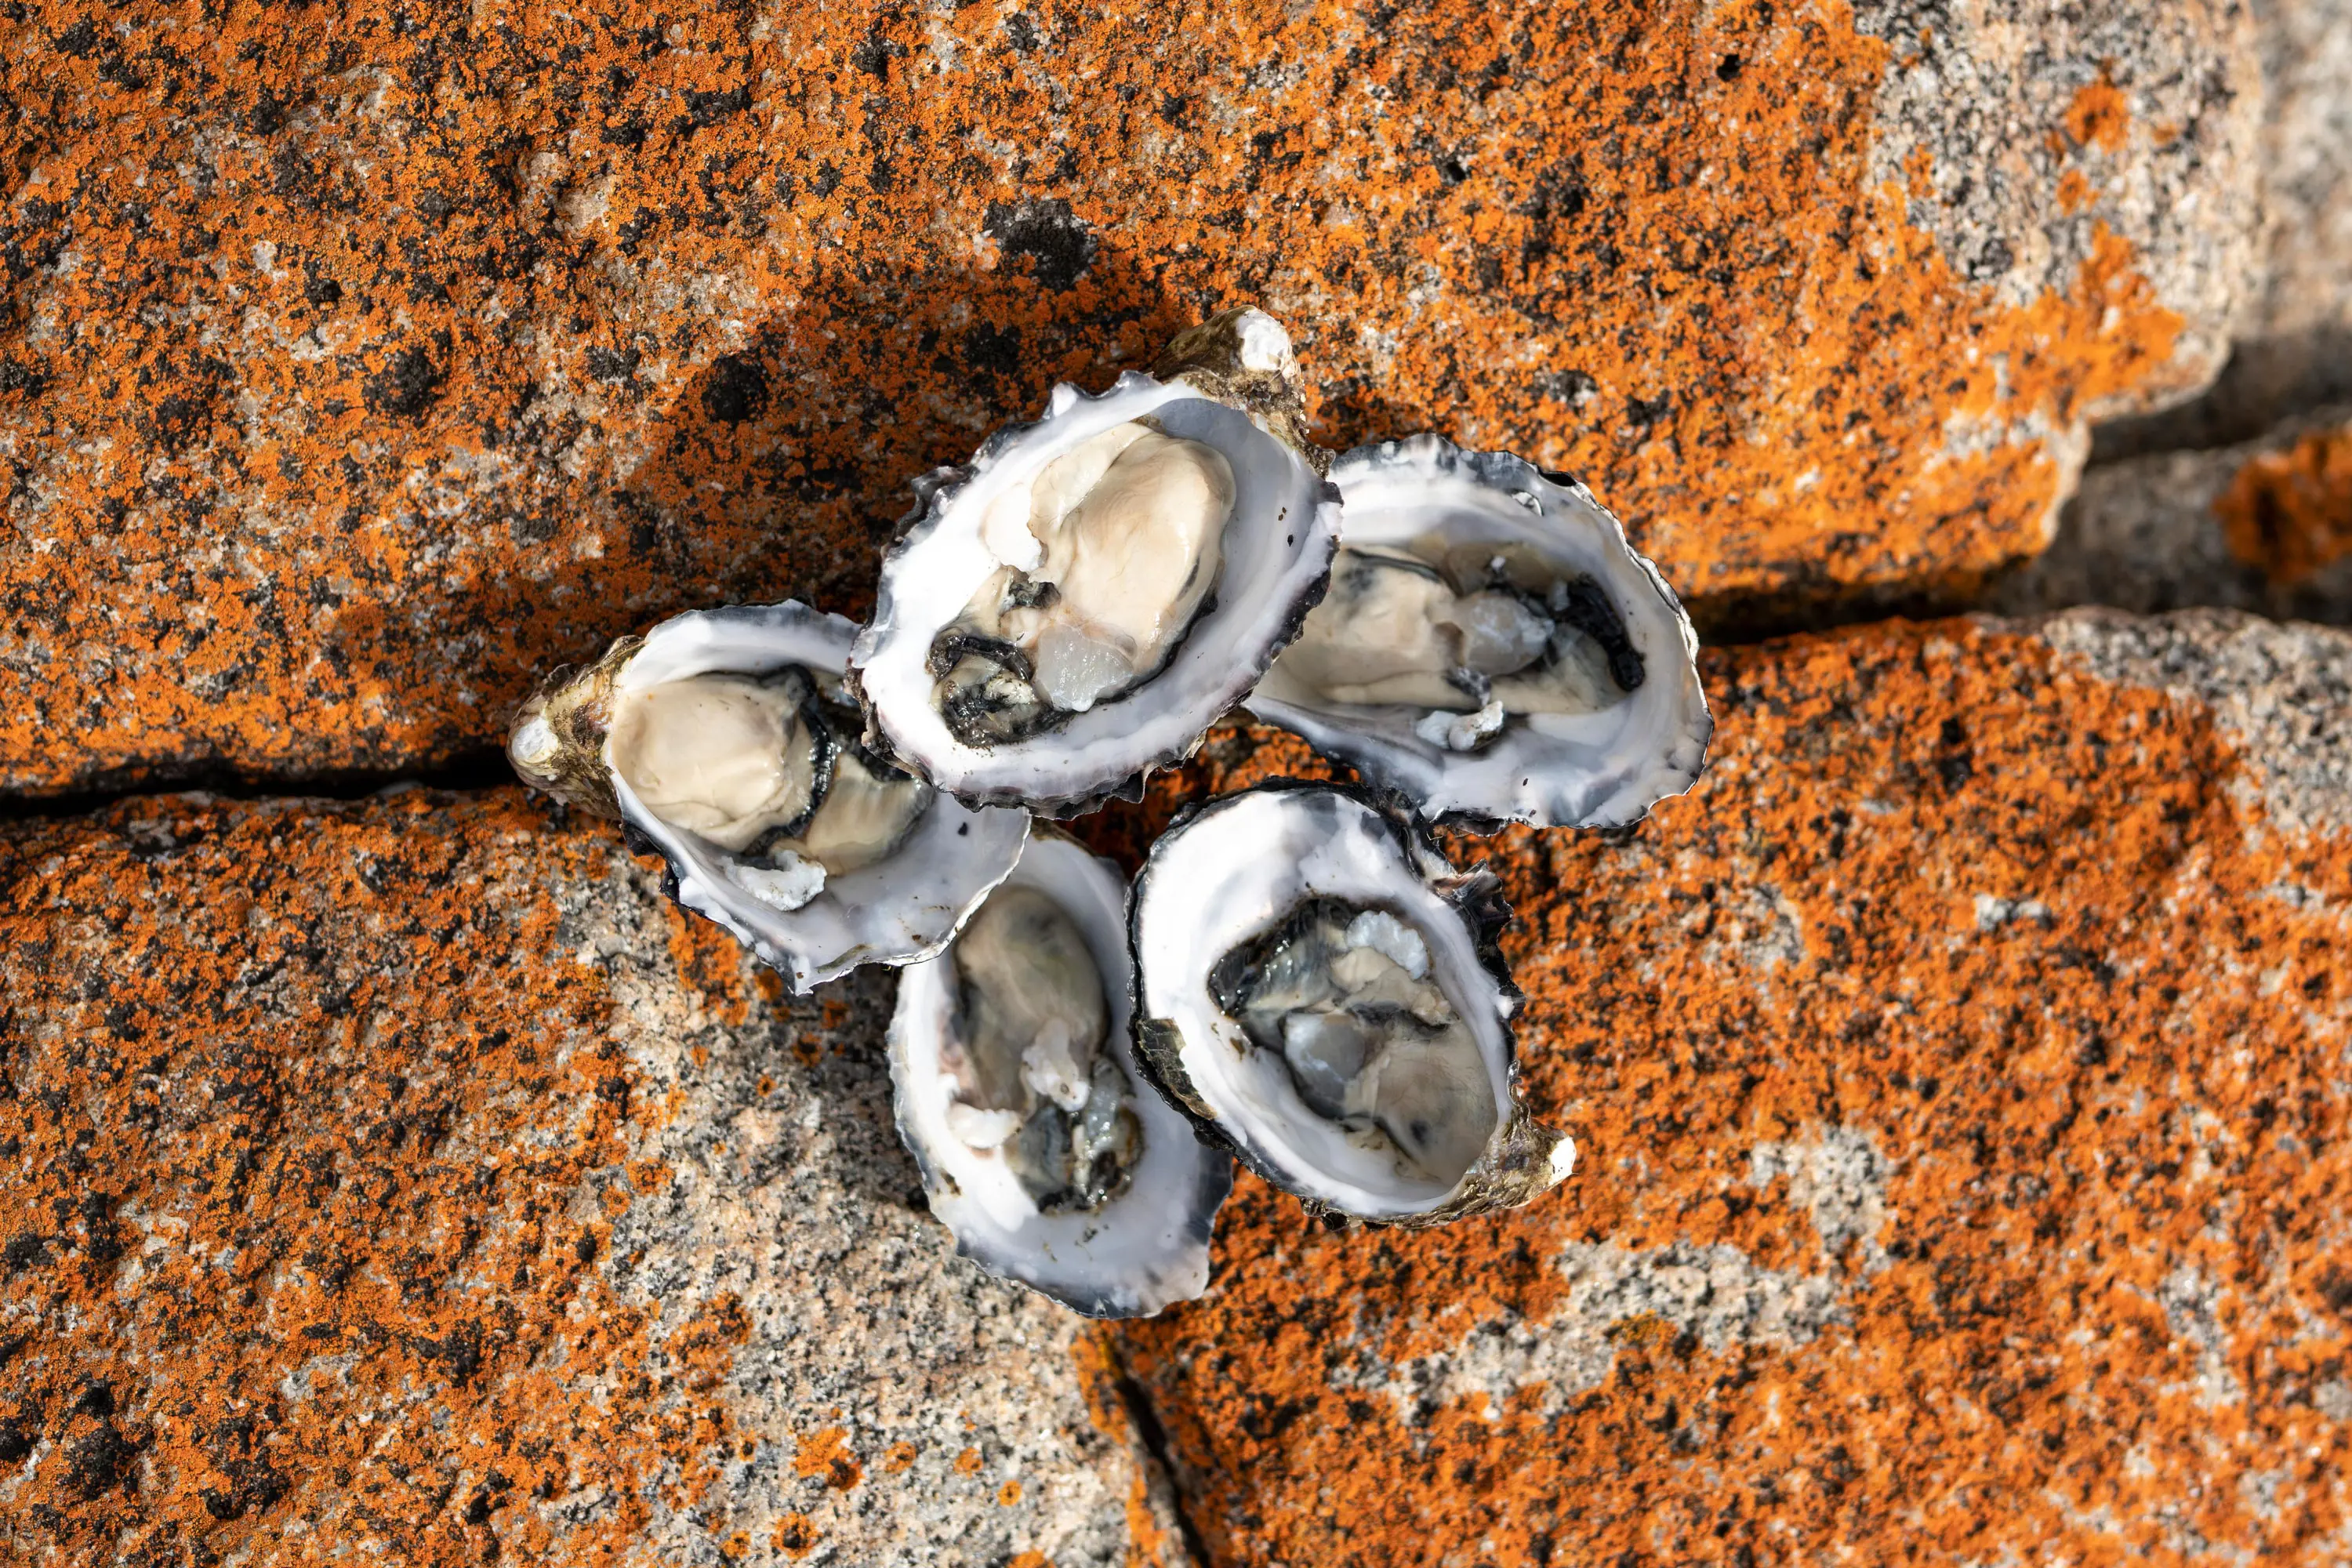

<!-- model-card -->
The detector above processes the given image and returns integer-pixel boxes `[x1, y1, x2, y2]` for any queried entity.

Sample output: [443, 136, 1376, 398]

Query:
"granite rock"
[2092, 0, 2352, 464]
[1994, 405, 2352, 622]
[2252, 0, 2352, 339]
[0, 0, 2262, 793]
[0, 789, 1189, 1566]
[1102, 612, 2352, 1566]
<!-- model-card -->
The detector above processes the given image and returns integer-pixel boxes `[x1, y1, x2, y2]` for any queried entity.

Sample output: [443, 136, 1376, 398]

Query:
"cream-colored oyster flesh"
[942, 422, 1236, 740]
[506, 601, 1029, 993]
[1243, 436, 1710, 829]
[941, 884, 1141, 1210]
[608, 673, 822, 853]
[889, 832, 1233, 1317]
[851, 308, 1341, 816]
[1131, 783, 1572, 1226]
[791, 746, 929, 874]
[1258, 540, 1630, 746]
[608, 670, 930, 881]
[1212, 896, 1499, 1188]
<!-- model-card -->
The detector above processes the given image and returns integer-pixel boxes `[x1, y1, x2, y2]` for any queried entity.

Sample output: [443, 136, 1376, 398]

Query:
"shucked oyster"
[891, 831, 1233, 1316]
[851, 308, 1341, 815]
[1250, 435, 1711, 828]
[507, 602, 1029, 991]
[1130, 782, 1573, 1225]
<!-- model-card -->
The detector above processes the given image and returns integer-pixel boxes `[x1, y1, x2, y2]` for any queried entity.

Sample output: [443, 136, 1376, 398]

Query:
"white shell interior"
[854, 372, 1339, 808]
[607, 603, 1030, 992]
[1133, 786, 1517, 1220]
[891, 833, 1230, 1317]
[1247, 434, 1710, 828]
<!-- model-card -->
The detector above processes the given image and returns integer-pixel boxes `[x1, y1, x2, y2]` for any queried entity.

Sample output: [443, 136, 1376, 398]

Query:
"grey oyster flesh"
[608, 669, 930, 873]
[1255, 540, 1646, 753]
[1208, 895, 1498, 1187]
[942, 885, 1145, 1213]
[927, 422, 1236, 748]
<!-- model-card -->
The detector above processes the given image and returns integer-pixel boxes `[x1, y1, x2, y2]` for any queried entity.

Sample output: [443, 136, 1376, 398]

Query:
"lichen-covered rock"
[1105, 612, 2352, 1566]
[0, 790, 1188, 1566]
[0, 0, 2259, 793]
[1994, 405, 2352, 622]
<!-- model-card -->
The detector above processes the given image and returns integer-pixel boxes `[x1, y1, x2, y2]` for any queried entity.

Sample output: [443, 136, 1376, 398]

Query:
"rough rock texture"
[2253, 0, 2352, 339]
[0, 0, 2259, 793]
[1994, 405, 2352, 622]
[1105, 613, 2352, 1566]
[2092, 0, 2352, 466]
[0, 790, 1189, 1566]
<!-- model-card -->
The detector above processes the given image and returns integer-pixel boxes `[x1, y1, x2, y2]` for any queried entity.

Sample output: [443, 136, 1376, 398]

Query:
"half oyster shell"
[507, 602, 1029, 991]
[1248, 434, 1711, 829]
[851, 308, 1341, 816]
[891, 830, 1234, 1317]
[1130, 781, 1573, 1225]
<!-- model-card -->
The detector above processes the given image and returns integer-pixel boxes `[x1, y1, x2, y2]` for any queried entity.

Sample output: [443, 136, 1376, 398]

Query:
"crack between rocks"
[1109, 1357, 1218, 1568]
[0, 587, 2252, 821]
[13, 342, 2352, 826]
[0, 746, 515, 822]
[2089, 328, 2352, 465]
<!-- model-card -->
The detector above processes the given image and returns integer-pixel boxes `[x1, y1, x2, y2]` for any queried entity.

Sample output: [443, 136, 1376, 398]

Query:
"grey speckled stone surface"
[1991, 405, 2352, 623]
[578, 865, 1191, 1567]
[1858, 0, 2263, 413]
[2255, 0, 2352, 339]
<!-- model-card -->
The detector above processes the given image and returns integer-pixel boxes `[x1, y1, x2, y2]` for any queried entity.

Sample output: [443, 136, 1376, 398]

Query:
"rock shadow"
[2090, 328, 2352, 463]
[616, 235, 1193, 630]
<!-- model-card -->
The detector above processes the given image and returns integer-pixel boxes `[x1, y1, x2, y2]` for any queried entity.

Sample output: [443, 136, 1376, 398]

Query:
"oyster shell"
[891, 830, 1234, 1317]
[1130, 781, 1573, 1225]
[507, 602, 1029, 991]
[851, 308, 1341, 816]
[1249, 435, 1711, 829]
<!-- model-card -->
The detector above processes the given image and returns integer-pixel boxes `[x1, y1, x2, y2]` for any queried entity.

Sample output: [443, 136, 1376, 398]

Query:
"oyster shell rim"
[1127, 778, 1574, 1228]
[849, 368, 1343, 819]
[888, 829, 1236, 1319]
[1245, 433, 1713, 831]
[509, 601, 1033, 993]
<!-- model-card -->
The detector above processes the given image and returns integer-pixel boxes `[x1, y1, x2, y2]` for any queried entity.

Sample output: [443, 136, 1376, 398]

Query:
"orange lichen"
[2066, 70, 2133, 152]
[1109, 621, 2352, 1564]
[2216, 426, 2352, 583]
[880, 1440, 919, 1475]
[0, 792, 758, 1563]
[772, 1513, 819, 1558]
[0, 0, 2194, 790]
[1000, 1479, 1025, 1506]
[792, 1427, 863, 1492]
[954, 1446, 985, 1476]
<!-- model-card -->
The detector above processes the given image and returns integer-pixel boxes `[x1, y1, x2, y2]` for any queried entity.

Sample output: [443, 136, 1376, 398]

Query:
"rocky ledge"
[0, 0, 2271, 793]
[0, 789, 1187, 1566]
[9, 610, 2352, 1563]
[5, 0, 2350, 1563]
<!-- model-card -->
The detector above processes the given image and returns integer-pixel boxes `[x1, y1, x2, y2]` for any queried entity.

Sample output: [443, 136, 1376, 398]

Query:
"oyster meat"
[1250, 434, 1710, 828]
[852, 308, 1341, 815]
[891, 831, 1233, 1317]
[1131, 782, 1573, 1225]
[507, 602, 1029, 991]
